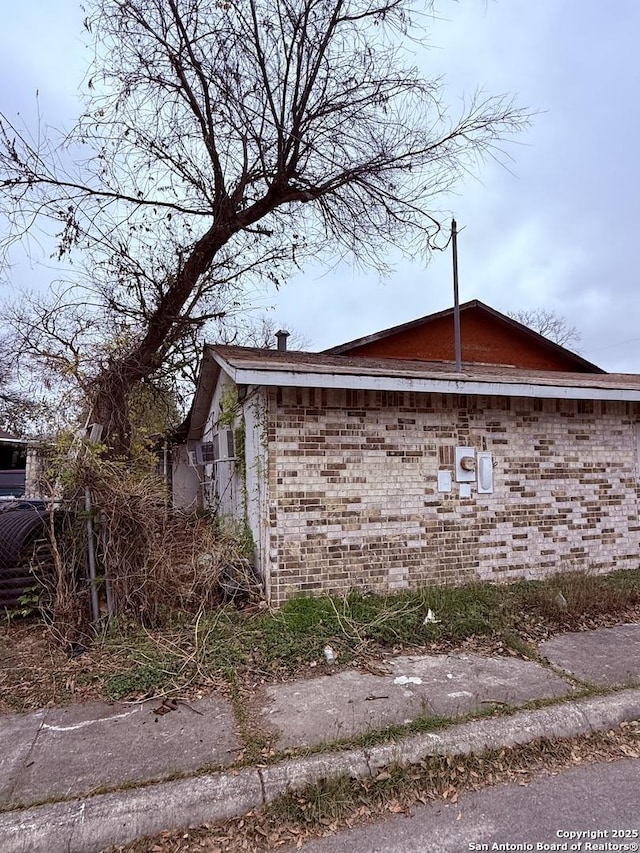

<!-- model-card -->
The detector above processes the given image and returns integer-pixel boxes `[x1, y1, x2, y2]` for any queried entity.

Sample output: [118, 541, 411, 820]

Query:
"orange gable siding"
[342, 309, 590, 372]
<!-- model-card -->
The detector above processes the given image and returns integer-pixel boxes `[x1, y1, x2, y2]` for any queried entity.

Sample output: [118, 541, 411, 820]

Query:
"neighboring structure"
[0, 431, 28, 498]
[173, 304, 640, 605]
[0, 431, 44, 501]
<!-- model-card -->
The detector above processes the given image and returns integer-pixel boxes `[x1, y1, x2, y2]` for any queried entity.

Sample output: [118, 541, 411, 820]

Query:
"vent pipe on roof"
[451, 218, 462, 373]
[276, 330, 290, 351]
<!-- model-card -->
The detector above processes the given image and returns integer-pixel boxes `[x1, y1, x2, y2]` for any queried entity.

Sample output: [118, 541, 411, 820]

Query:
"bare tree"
[508, 308, 581, 349]
[0, 0, 530, 453]
[0, 343, 52, 436]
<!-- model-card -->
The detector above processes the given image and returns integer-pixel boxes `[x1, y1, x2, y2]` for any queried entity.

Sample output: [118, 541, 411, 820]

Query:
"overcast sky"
[1, 1, 639, 371]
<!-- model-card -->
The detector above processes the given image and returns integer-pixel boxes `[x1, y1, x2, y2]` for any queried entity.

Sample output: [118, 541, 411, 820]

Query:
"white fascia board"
[226, 366, 640, 403]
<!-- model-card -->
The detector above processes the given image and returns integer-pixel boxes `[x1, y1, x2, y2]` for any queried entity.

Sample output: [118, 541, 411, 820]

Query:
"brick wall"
[267, 387, 640, 605]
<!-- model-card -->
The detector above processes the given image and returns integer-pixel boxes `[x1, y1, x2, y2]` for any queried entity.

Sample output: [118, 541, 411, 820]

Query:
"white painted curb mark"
[42, 708, 139, 733]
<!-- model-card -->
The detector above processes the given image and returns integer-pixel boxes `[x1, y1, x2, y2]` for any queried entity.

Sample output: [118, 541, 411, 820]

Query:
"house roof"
[186, 344, 640, 440]
[323, 300, 604, 374]
[0, 430, 26, 444]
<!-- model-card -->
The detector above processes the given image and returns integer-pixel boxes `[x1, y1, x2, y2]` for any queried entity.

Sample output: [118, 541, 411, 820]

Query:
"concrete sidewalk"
[1, 623, 640, 853]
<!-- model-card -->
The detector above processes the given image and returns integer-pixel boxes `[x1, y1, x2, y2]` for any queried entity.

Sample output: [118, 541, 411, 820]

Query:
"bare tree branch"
[508, 308, 581, 349]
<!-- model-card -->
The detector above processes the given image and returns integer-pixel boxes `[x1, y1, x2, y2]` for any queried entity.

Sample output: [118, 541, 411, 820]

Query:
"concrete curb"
[2, 688, 639, 853]
[0, 768, 263, 853]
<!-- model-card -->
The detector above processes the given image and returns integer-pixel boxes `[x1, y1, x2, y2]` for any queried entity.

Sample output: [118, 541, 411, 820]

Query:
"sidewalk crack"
[257, 767, 266, 805]
[6, 709, 49, 804]
[363, 748, 373, 778]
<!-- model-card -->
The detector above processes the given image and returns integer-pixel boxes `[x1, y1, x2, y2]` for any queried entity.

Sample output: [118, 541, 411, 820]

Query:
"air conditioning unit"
[196, 435, 219, 465]
[193, 429, 237, 466]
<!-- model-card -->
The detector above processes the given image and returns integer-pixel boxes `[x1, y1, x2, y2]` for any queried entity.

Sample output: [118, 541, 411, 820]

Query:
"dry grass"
[0, 612, 246, 713]
[27, 442, 261, 642]
[107, 721, 640, 852]
[0, 620, 138, 712]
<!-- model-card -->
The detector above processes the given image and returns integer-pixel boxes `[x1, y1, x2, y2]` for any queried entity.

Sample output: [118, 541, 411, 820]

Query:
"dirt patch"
[0, 621, 123, 712]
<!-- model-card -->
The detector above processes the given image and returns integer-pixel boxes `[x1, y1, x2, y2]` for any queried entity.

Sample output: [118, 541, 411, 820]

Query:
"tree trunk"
[91, 372, 135, 456]
[89, 220, 235, 454]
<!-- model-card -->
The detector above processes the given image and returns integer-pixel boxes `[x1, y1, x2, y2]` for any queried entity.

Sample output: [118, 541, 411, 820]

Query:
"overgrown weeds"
[27, 437, 260, 641]
[3, 567, 639, 710]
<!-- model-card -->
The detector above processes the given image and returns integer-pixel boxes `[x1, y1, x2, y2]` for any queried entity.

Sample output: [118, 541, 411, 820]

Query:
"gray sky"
[1, 1, 639, 371]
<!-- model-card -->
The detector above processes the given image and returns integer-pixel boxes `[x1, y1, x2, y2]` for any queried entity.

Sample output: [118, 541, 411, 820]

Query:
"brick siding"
[266, 387, 640, 605]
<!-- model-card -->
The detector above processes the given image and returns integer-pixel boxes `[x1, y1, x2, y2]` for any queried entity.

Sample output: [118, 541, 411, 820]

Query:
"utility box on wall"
[451, 446, 495, 494]
[477, 451, 494, 494]
[455, 446, 476, 482]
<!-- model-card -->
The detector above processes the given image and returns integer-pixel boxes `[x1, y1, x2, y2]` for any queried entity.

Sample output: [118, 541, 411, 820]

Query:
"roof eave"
[216, 362, 640, 403]
[186, 348, 222, 440]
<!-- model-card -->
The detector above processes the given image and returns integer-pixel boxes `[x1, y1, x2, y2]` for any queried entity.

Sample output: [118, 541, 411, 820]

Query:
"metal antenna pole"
[452, 218, 462, 372]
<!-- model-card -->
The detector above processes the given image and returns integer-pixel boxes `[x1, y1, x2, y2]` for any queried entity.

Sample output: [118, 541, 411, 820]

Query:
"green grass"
[104, 661, 172, 700]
